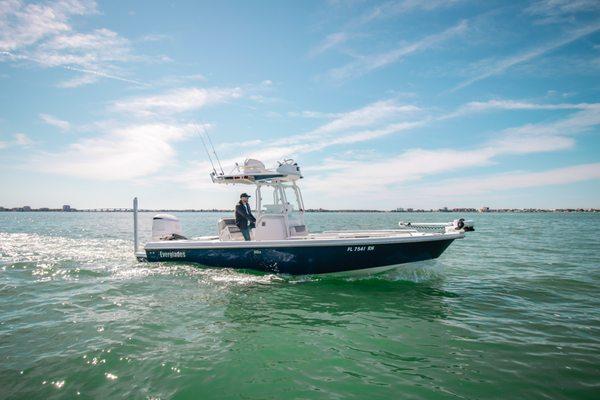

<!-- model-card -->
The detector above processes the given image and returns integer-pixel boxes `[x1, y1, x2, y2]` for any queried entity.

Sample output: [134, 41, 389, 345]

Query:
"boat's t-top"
[210, 159, 308, 241]
[211, 158, 302, 185]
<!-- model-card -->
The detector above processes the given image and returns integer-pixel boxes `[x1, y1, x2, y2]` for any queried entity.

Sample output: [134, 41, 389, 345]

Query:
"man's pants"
[240, 227, 251, 241]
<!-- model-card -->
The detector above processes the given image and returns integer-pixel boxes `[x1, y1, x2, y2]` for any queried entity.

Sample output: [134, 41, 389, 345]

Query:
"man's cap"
[240, 193, 251, 198]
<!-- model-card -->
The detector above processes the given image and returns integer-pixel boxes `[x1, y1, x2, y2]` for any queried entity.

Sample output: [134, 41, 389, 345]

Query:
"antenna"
[203, 125, 224, 175]
[199, 130, 217, 175]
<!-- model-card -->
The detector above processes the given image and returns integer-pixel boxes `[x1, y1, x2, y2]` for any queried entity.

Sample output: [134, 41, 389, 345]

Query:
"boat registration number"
[346, 246, 375, 252]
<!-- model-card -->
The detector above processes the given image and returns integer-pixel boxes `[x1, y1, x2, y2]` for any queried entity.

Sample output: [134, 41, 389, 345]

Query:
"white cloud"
[156, 160, 219, 190]
[39, 113, 70, 131]
[452, 22, 600, 91]
[411, 163, 600, 197]
[0, 0, 97, 51]
[287, 110, 340, 119]
[62, 66, 147, 86]
[110, 87, 243, 117]
[0, 140, 7, 149]
[328, 20, 467, 80]
[315, 120, 424, 146]
[217, 99, 423, 163]
[525, 0, 600, 24]
[138, 33, 170, 42]
[492, 106, 600, 140]
[0, 1, 147, 87]
[154, 73, 207, 88]
[311, 0, 463, 60]
[23, 81, 261, 180]
[171, 99, 426, 183]
[32, 28, 131, 68]
[217, 98, 599, 171]
[1, 48, 145, 86]
[25, 90, 599, 193]
[460, 99, 596, 112]
[304, 147, 495, 195]
[308, 32, 349, 58]
[14, 132, 33, 146]
[353, 0, 463, 26]
[490, 134, 575, 155]
[236, 119, 424, 166]
[441, 99, 598, 119]
[28, 123, 200, 180]
[301, 104, 600, 198]
[55, 72, 98, 88]
[309, 100, 420, 135]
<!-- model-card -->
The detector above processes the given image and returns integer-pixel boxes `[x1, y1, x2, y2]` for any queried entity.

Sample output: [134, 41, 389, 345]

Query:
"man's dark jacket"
[235, 201, 256, 229]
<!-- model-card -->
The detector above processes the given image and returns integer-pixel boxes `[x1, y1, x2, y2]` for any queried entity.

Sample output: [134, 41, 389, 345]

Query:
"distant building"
[22, 206, 31, 211]
[62, 205, 71, 212]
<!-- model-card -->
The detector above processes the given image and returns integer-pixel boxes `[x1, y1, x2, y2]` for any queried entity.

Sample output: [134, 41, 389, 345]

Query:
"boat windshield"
[257, 184, 304, 214]
[259, 185, 281, 213]
[283, 185, 302, 212]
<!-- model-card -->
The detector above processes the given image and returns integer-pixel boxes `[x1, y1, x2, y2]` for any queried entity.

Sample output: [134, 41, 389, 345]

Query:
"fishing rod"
[203, 125, 224, 175]
[198, 129, 217, 175]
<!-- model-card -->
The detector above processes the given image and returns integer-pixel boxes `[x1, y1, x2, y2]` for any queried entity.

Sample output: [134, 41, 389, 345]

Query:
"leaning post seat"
[218, 218, 244, 241]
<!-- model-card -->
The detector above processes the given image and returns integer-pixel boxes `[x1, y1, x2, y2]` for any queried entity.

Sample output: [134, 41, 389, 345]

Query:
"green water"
[1, 212, 599, 399]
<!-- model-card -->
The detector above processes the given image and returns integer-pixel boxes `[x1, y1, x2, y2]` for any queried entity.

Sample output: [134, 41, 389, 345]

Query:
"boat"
[133, 159, 470, 275]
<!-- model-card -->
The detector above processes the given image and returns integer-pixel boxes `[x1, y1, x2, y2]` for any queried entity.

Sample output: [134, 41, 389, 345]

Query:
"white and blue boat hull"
[141, 234, 460, 275]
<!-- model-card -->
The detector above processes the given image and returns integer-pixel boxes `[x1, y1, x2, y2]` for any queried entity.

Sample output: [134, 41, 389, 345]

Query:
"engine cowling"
[452, 218, 475, 232]
[152, 214, 183, 240]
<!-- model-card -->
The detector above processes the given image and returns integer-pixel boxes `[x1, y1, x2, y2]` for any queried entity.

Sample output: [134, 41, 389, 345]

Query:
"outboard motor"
[452, 218, 475, 232]
[152, 214, 186, 240]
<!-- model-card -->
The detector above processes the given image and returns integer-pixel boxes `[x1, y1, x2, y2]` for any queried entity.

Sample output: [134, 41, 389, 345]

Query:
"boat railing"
[312, 229, 426, 239]
[321, 229, 420, 234]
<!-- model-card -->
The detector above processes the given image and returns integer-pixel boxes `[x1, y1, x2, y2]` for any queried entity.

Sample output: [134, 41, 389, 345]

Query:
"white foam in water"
[108, 257, 284, 287]
[0, 232, 131, 265]
[0, 232, 133, 282]
[193, 267, 283, 286]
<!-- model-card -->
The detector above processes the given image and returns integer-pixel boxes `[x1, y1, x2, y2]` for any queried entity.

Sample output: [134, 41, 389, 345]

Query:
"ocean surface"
[1, 211, 599, 399]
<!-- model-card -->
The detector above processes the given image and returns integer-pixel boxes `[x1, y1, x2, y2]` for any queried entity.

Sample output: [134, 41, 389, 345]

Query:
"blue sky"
[0, 0, 599, 209]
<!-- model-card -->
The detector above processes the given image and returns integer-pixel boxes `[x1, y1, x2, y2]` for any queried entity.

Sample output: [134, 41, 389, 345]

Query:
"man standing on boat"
[235, 193, 256, 241]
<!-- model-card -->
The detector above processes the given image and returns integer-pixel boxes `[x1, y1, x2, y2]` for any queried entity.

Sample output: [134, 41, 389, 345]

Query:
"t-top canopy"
[211, 158, 302, 185]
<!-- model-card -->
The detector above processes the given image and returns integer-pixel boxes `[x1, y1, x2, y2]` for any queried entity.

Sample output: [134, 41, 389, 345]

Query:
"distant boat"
[133, 159, 470, 275]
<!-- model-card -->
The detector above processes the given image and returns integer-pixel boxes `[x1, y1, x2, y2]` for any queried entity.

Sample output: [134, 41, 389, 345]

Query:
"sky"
[0, 0, 599, 210]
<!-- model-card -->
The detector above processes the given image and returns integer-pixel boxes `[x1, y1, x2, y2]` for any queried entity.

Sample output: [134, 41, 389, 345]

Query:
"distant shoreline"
[1, 208, 598, 213]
